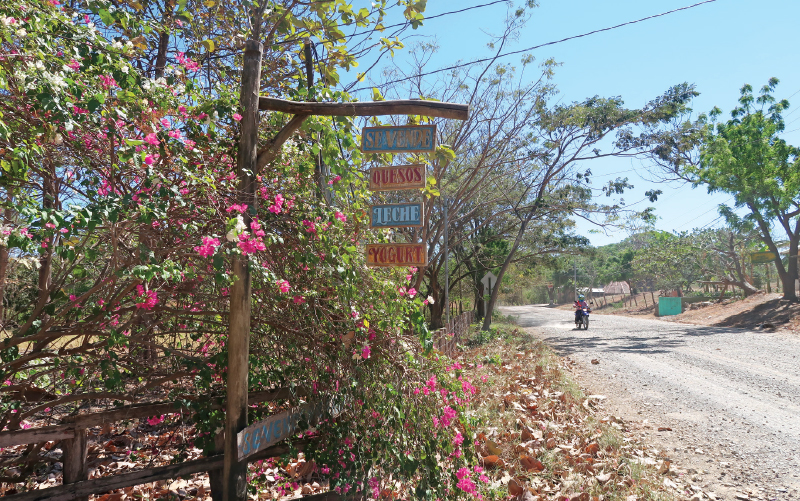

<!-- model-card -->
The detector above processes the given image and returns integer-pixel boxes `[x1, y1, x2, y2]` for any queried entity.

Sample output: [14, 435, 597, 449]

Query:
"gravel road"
[499, 304, 800, 501]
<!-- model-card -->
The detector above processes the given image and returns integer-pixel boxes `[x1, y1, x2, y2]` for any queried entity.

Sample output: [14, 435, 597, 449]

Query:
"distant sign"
[369, 164, 426, 191]
[366, 243, 427, 267]
[481, 272, 498, 293]
[361, 125, 437, 154]
[370, 202, 423, 229]
[750, 251, 777, 264]
[238, 399, 342, 461]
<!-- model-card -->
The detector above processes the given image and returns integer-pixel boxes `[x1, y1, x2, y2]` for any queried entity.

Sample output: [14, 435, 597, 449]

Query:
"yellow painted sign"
[750, 251, 777, 264]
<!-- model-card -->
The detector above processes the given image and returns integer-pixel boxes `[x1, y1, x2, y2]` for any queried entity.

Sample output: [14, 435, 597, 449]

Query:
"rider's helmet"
[578, 294, 585, 300]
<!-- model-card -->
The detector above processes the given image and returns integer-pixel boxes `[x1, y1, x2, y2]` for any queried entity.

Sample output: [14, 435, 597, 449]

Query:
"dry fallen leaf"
[520, 455, 544, 472]
[584, 442, 600, 455]
[482, 455, 504, 469]
[508, 478, 524, 496]
[591, 359, 600, 365]
[657, 460, 671, 474]
[486, 440, 502, 456]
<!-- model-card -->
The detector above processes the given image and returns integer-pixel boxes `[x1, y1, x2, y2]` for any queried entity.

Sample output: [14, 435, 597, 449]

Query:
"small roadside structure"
[604, 281, 630, 295]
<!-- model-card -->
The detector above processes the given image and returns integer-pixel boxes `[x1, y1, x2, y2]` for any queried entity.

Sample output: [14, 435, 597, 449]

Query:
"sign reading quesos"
[370, 202, 423, 228]
[361, 125, 437, 154]
[369, 164, 426, 191]
[366, 243, 427, 267]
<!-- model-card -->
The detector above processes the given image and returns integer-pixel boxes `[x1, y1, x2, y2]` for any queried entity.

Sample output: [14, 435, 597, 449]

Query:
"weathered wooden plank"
[62, 426, 88, 501]
[258, 97, 469, 121]
[365, 243, 427, 268]
[4, 440, 306, 501]
[0, 425, 74, 448]
[369, 164, 426, 191]
[238, 399, 341, 461]
[361, 125, 437, 154]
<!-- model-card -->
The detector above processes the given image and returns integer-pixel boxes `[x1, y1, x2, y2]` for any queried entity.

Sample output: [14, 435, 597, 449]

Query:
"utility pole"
[444, 198, 450, 327]
[574, 261, 577, 301]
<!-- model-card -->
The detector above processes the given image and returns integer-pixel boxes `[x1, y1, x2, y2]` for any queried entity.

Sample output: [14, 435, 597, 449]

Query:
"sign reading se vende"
[369, 164, 426, 191]
[361, 125, 437, 154]
[366, 243, 427, 267]
[370, 202, 423, 229]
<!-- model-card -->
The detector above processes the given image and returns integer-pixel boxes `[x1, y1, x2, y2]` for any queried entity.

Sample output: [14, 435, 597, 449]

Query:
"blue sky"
[347, 0, 800, 246]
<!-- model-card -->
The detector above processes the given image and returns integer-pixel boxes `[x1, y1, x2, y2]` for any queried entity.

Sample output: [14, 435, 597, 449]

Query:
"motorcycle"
[574, 307, 590, 330]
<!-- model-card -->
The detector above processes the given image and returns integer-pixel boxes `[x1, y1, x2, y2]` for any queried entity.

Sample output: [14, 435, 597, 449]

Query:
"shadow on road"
[504, 304, 755, 356]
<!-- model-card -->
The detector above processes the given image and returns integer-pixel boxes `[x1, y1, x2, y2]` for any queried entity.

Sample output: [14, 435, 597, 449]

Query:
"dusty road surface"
[499, 304, 800, 501]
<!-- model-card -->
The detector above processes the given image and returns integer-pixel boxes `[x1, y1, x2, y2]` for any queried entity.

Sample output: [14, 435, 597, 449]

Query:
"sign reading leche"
[370, 202, 423, 228]
[361, 125, 437, 154]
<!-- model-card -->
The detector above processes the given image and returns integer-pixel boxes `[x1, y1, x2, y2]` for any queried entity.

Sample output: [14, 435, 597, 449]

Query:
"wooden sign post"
[221, 65, 468, 501]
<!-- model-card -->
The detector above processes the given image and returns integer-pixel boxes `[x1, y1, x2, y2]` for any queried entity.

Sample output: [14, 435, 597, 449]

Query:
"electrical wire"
[274, 0, 513, 48]
[351, 0, 721, 92]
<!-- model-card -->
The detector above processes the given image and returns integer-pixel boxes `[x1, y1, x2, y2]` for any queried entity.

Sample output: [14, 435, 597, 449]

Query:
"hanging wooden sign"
[366, 243, 428, 267]
[370, 202, 423, 229]
[750, 251, 777, 264]
[361, 125, 437, 154]
[369, 164, 426, 191]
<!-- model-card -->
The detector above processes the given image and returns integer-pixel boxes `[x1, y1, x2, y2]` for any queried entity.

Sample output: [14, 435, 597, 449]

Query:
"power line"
[351, 0, 720, 92]
[276, 0, 513, 48]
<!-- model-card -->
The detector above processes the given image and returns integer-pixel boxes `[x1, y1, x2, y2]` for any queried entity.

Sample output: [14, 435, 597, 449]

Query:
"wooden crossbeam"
[258, 97, 469, 121]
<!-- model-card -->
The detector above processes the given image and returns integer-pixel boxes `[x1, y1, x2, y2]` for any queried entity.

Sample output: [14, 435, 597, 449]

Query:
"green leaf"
[201, 39, 215, 52]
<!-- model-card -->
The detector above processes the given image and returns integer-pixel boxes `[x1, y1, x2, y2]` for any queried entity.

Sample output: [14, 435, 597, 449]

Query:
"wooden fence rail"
[1, 386, 309, 500]
[431, 311, 474, 358]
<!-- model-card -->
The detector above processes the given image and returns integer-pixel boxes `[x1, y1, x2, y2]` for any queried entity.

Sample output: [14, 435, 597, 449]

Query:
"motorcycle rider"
[574, 294, 590, 323]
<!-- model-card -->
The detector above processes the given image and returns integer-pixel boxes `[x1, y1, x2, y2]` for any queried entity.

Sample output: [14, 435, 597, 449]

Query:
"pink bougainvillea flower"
[327, 175, 342, 185]
[135, 284, 158, 310]
[99, 74, 117, 89]
[334, 211, 346, 223]
[194, 236, 220, 257]
[147, 415, 165, 426]
[144, 133, 159, 146]
[67, 59, 81, 71]
[226, 204, 248, 214]
[407, 287, 417, 298]
[144, 154, 155, 165]
[277, 279, 290, 293]
[232, 113, 243, 122]
[293, 295, 306, 304]
[268, 194, 284, 214]
[361, 345, 371, 359]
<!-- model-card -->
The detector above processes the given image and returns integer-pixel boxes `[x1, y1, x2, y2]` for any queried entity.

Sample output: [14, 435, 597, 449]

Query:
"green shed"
[658, 297, 683, 317]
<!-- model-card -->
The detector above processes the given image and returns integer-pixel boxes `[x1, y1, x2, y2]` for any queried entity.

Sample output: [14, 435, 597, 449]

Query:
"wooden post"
[766, 264, 772, 293]
[223, 39, 262, 501]
[62, 427, 88, 501]
[209, 433, 225, 501]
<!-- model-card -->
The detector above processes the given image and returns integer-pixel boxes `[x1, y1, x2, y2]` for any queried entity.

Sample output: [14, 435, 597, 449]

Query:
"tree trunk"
[474, 281, 485, 320]
[482, 218, 528, 331]
[0, 206, 11, 324]
[428, 272, 444, 330]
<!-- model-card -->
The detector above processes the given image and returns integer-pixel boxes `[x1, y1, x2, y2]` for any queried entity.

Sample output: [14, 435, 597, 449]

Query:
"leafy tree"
[684, 78, 800, 300]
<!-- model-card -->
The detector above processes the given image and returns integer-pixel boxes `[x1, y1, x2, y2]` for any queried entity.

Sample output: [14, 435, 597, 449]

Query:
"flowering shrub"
[0, 1, 476, 498]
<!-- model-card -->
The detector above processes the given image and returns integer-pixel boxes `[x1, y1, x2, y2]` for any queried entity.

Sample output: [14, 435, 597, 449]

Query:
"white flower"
[426, 295, 435, 305]
[15, 28, 26, 37]
[120, 65, 129, 74]
[111, 41, 123, 50]
[34, 61, 45, 70]
[226, 215, 247, 242]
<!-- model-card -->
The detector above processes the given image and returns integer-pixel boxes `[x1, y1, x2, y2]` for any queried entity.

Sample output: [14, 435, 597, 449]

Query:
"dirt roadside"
[501, 304, 800, 501]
